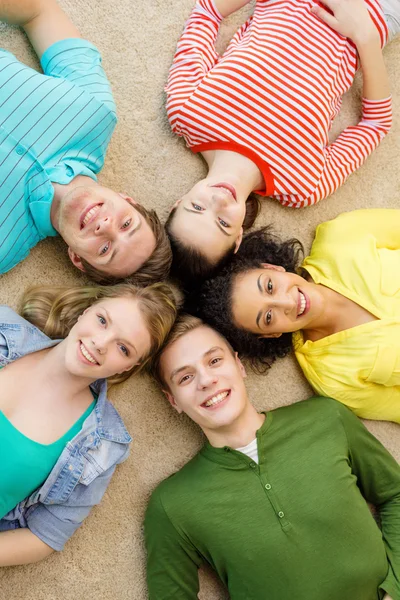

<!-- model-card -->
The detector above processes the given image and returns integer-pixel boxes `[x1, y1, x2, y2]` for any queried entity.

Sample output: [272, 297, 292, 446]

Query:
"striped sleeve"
[282, 96, 392, 207]
[165, 0, 223, 131]
[40, 38, 116, 116]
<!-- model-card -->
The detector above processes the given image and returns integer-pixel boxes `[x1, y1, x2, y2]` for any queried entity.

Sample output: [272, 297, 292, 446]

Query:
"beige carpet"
[0, 1, 399, 598]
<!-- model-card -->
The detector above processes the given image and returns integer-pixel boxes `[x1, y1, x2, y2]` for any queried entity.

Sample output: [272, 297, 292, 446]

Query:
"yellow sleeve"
[305, 373, 400, 424]
[313, 209, 400, 251]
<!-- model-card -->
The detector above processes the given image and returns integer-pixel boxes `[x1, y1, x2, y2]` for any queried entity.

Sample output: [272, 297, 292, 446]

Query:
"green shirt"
[145, 398, 400, 600]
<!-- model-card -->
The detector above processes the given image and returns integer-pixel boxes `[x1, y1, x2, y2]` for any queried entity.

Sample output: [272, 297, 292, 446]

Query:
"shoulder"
[271, 396, 349, 428]
[147, 453, 205, 515]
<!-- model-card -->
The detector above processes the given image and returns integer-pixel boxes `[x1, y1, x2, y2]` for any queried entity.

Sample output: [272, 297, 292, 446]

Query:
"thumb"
[311, 3, 338, 28]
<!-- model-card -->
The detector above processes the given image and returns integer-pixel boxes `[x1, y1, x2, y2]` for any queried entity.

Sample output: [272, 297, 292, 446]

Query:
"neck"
[203, 149, 264, 206]
[33, 341, 97, 398]
[303, 284, 347, 340]
[204, 401, 265, 448]
[50, 175, 98, 232]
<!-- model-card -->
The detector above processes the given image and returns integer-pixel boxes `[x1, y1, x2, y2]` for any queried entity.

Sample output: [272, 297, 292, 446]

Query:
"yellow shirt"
[293, 209, 400, 423]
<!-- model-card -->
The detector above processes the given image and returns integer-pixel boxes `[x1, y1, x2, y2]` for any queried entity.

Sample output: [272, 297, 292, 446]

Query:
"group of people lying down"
[0, 0, 399, 598]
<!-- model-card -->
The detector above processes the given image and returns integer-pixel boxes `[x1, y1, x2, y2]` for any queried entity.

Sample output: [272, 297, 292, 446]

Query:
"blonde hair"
[20, 283, 177, 385]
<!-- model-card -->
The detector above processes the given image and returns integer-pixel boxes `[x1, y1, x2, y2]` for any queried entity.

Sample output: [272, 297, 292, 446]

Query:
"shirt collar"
[200, 411, 272, 467]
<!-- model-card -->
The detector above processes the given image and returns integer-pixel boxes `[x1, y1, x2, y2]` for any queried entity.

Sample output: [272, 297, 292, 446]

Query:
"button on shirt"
[0, 39, 117, 273]
[145, 398, 400, 600]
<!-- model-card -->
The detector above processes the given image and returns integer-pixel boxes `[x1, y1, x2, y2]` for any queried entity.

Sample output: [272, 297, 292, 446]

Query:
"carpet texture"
[0, 1, 399, 598]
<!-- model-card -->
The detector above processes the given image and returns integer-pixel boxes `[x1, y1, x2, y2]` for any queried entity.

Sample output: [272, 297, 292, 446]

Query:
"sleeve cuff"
[40, 38, 101, 74]
[197, 0, 223, 22]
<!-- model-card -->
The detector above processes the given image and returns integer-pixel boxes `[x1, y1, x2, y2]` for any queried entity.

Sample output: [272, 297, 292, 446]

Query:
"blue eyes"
[97, 314, 129, 357]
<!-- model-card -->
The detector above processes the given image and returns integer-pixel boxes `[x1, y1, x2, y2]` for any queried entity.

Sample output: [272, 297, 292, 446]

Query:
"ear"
[119, 362, 139, 374]
[233, 227, 244, 253]
[170, 198, 182, 212]
[68, 248, 85, 272]
[163, 390, 183, 414]
[234, 352, 247, 378]
[119, 193, 137, 205]
[260, 263, 286, 272]
[259, 332, 283, 339]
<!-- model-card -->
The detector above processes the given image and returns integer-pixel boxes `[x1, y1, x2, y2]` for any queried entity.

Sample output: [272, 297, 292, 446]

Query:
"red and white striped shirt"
[166, 0, 392, 207]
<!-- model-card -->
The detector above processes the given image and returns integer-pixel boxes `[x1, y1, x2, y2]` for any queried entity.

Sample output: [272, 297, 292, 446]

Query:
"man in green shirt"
[145, 315, 400, 600]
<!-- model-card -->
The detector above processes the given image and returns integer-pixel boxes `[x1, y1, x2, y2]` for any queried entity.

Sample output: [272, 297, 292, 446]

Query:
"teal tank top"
[0, 395, 96, 519]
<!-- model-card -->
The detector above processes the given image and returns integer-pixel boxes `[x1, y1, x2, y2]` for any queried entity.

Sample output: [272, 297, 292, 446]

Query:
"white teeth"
[204, 391, 229, 408]
[80, 343, 97, 364]
[82, 205, 100, 227]
[298, 291, 306, 317]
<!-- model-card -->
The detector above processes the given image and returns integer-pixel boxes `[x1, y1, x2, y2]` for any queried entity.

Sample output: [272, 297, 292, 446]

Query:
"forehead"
[90, 296, 143, 326]
[161, 326, 230, 371]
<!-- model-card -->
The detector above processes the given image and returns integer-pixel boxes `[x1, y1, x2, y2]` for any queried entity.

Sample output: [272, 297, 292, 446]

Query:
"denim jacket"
[0, 306, 132, 551]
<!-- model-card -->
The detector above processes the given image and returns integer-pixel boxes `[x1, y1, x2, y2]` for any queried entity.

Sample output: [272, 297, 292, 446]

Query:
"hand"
[311, 0, 379, 46]
[383, 596, 393, 600]
[0, 0, 44, 28]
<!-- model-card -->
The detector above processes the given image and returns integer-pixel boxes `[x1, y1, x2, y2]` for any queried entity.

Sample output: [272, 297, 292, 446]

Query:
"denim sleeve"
[0, 306, 20, 359]
[26, 459, 123, 551]
[40, 38, 117, 116]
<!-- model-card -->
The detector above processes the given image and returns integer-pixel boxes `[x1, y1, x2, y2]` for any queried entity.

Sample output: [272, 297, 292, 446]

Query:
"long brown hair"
[20, 283, 177, 385]
[166, 193, 261, 290]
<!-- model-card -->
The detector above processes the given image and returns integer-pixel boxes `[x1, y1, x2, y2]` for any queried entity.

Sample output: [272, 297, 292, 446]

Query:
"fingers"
[310, 3, 338, 28]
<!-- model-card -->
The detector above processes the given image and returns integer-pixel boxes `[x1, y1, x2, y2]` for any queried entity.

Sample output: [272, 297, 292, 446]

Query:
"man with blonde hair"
[145, 315, 399, 600]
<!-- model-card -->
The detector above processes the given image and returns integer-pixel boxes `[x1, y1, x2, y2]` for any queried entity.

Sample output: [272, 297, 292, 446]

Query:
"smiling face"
[58, 186, 156, 278]
[64, 296, 152, 380]
[169, 179, 246, 263]
[160, 325, 249, 434]
[231, 264, 325, 338]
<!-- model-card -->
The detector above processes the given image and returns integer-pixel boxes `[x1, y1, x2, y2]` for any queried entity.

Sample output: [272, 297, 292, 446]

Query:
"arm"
[287, 0, 392, 206]
[166, 0, 223, 126]
[145, 489, 202, 599]
[0, 0, 81, 59]
[0, 529, 53, 566]
[24, 462, 120, 555]
[338, 404, 400, 599]
[311, 0, 390, 100]
[216, 0, 252, 18]
[314, 209, 400, 252]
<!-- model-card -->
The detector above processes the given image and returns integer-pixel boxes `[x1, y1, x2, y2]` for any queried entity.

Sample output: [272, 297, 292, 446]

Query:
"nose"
[273, 294, 296, 316]
[94, 215, 114, 236]
[91, 334, 108, 355]
[196, 367, 218, 390]
[211, 192, 229, 209]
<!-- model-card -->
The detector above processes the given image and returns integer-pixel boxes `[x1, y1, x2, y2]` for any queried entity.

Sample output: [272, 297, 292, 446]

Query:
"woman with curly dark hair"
[196, 209, 400, 424]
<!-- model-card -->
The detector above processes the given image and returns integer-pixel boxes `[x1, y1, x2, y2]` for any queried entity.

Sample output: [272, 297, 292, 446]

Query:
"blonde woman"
[0, 282, 176, 565]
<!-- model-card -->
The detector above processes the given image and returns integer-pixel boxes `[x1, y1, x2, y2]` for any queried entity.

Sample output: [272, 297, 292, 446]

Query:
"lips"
[211, 183, 237, 201]
[78, 341, 99, 366]
[201, 389, 231, 409]
[80, 203, 102, 229]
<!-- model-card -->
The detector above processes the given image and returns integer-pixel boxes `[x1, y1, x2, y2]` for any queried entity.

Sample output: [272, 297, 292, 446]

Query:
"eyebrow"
[169, 346, 225, 382]
[256, 274, 263, 329]
[182, 207, 231, 237]
[103, 307, 138, 355]
[104, 217, 142, 265]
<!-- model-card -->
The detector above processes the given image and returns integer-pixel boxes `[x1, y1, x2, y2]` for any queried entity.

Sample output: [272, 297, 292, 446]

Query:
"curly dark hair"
[190, 227, 304, 373]
[166, 193, 261, 291]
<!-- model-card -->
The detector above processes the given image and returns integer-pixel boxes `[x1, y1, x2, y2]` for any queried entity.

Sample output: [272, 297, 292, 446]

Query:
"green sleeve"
[339, 404, 400, 600]
[144, 487, 202, 599]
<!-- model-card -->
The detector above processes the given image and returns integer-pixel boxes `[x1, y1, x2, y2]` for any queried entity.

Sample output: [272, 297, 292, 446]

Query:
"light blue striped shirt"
[0, 38, 117, 273]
